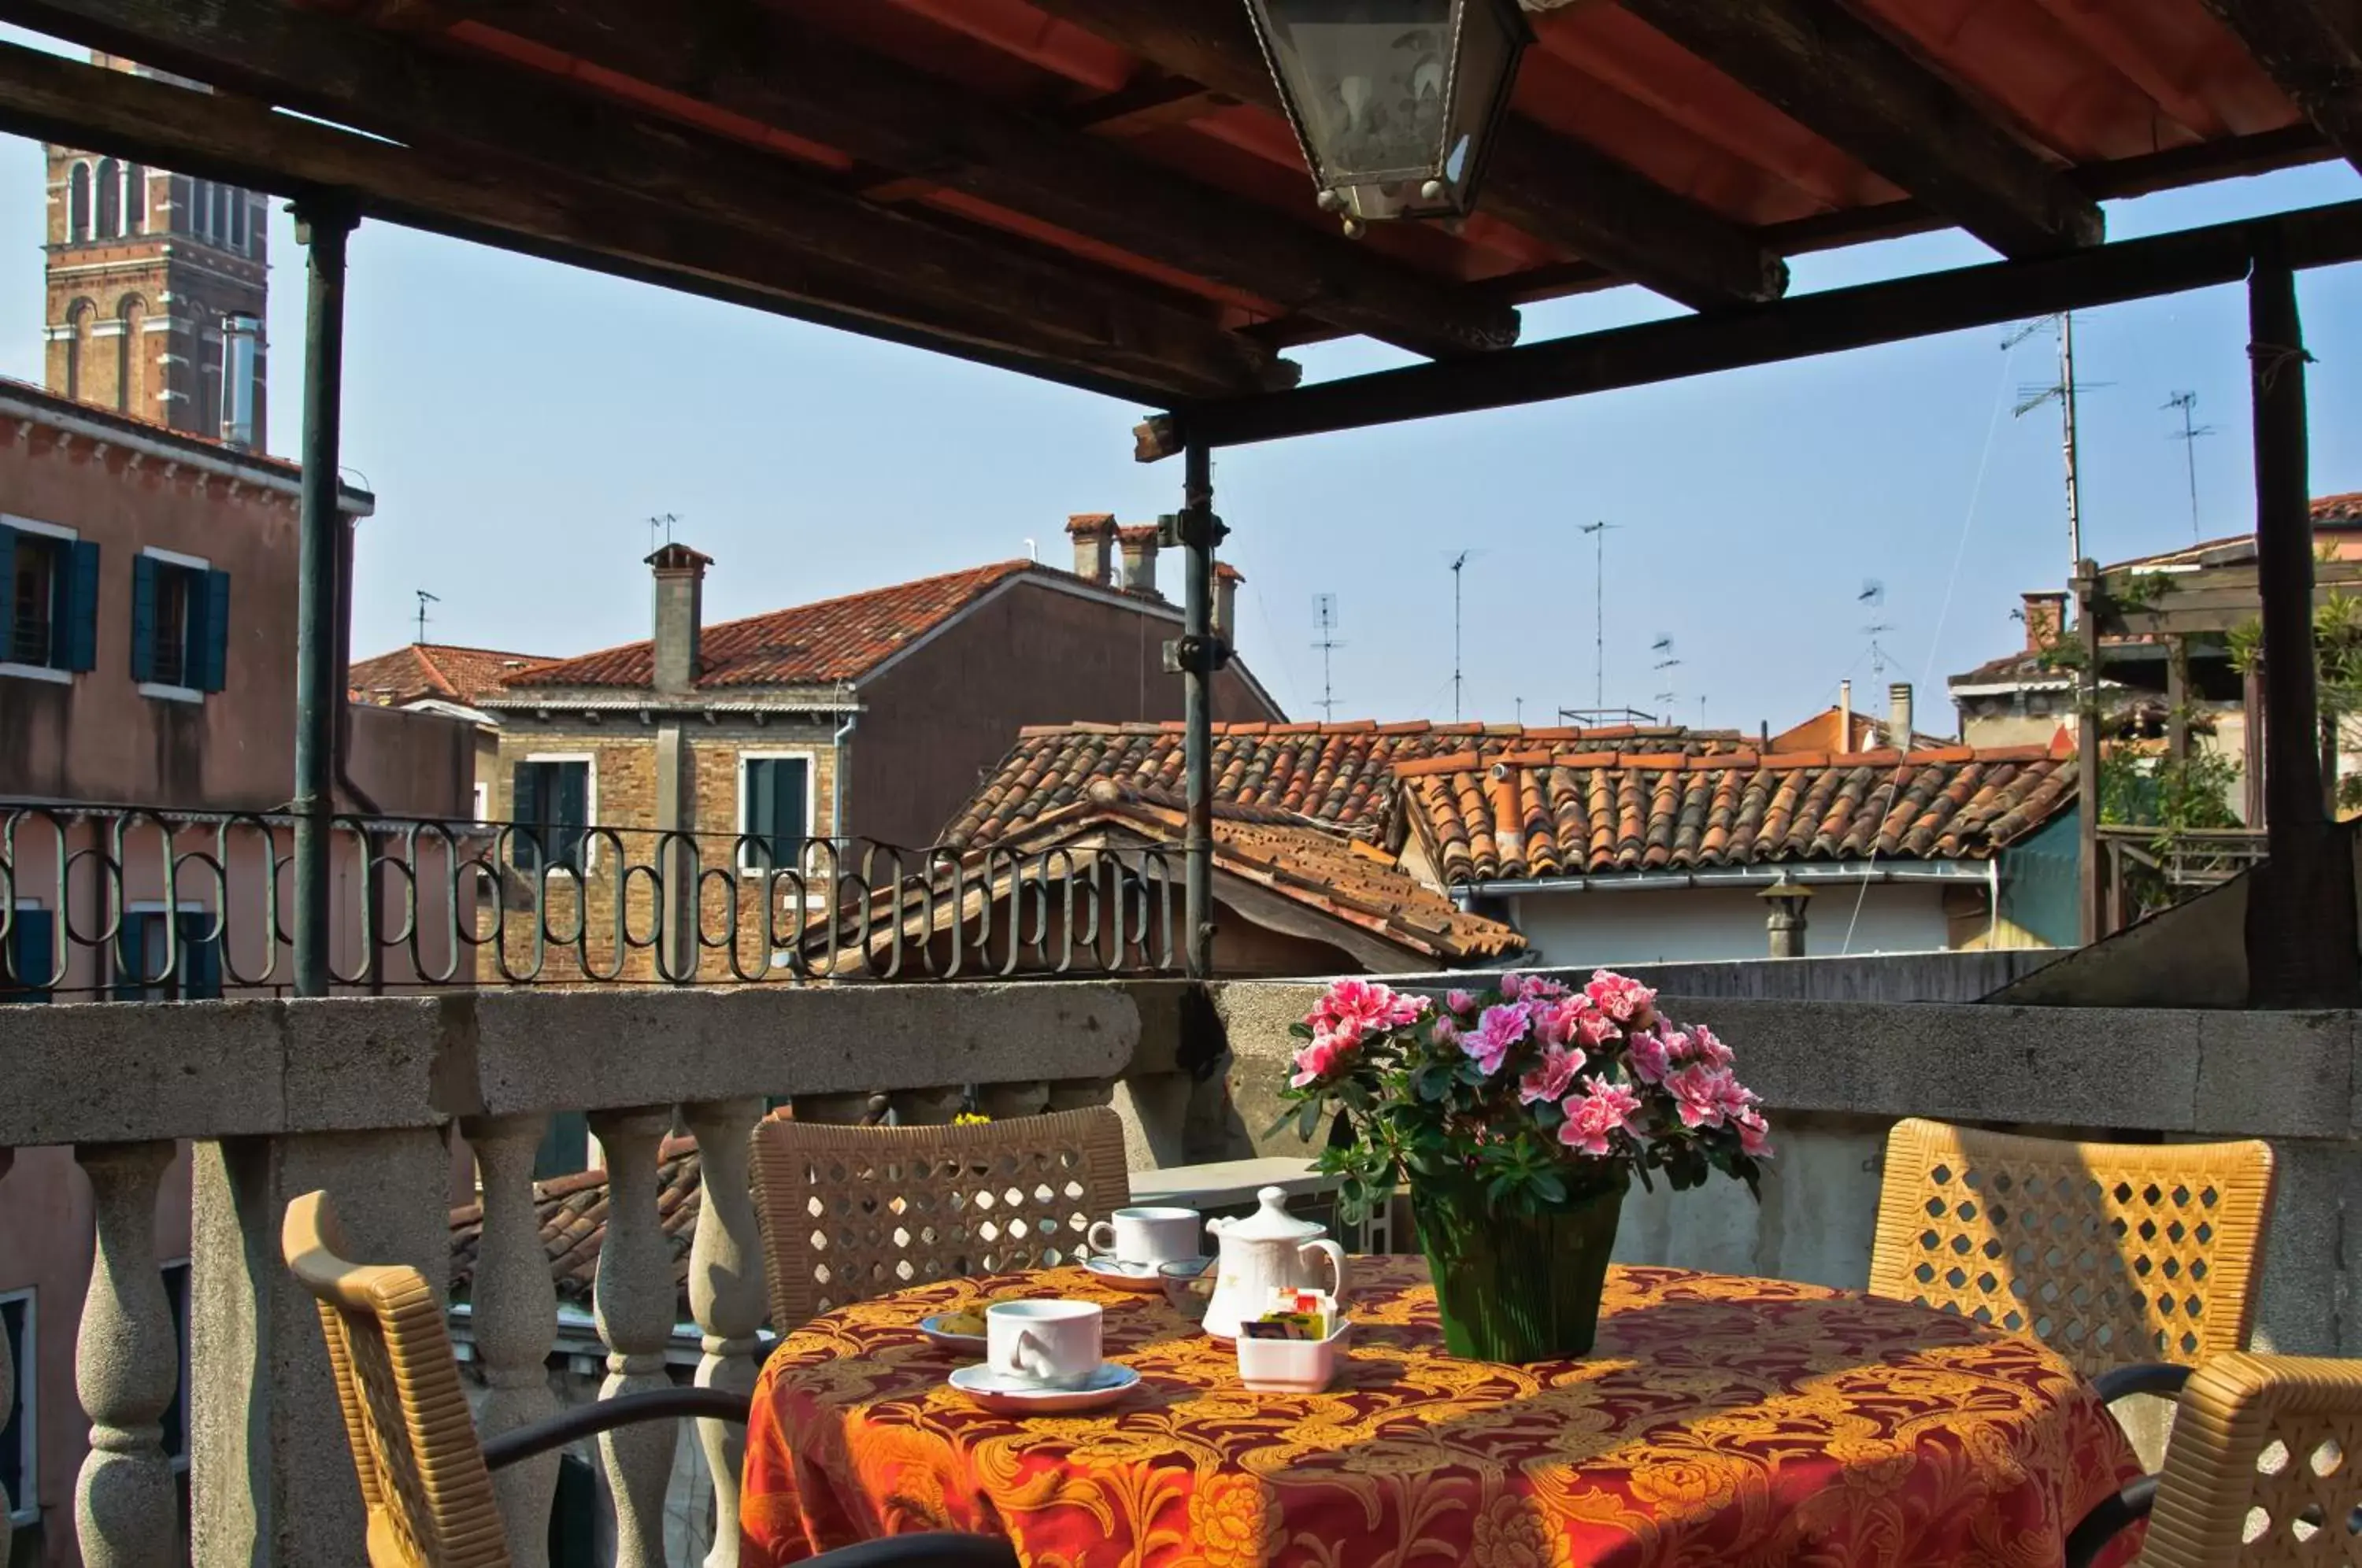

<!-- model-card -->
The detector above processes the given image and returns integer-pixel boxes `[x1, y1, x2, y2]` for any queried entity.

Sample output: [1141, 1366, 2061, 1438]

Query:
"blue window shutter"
[512, 762, 546, 869]
[196, 569, 231, 691]
[178, 912, 221, 1000]
[777, 760, 809, 860]
[746, 760, 774, 867]
[533, 1111, 589, 1178]
[555, 762, 589, 868]
[113, 915, 147, 1001]
[6, 908, 54, 1002]
[62, 540, 100, 671]
[0, 523, 17, 663]
[129, 554, 157, 682]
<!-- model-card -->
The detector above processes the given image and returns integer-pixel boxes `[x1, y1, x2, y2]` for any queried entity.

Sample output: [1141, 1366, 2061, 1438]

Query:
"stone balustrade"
[6, 967, 2362, 1567]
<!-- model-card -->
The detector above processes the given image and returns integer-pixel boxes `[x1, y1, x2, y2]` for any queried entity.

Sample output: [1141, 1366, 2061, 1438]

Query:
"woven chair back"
[2145, 1352, 2362, 1566]
[751, 1108, 1132, 1329]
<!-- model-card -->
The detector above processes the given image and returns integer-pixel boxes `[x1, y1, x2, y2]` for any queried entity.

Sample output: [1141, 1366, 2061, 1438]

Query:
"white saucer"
[948, 1361, 1141, 1415]
[1082, 1256, 1168, 1292]
[916, 1315, 989, 1352]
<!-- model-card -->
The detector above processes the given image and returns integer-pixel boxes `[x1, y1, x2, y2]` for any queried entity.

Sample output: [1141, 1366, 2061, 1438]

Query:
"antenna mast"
[1449, 551, 1472, 721]
[414, 589, 439, 645]
[1650, 634, 1681, 726]
[2008, 316, 2104, 573]
[1858, 580, 1893, 678]
[1310, 593, 1344, 721]
[1580, 520, 1617, 712]
[647, 512, 678, 554]
[2164, 390, 2217, 543]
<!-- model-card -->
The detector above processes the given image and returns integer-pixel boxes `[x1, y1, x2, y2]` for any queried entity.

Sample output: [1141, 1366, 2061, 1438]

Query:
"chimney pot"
[1116, 524, 1161, 598]
[646, 542, 711, 696]
[1838, 679, 1853, 749]
[1065, 513, 1116, 586]
[1888, 682, 1913, 747]
[1213, 561, 1242, 646]
[2022, 591, 2068, 653]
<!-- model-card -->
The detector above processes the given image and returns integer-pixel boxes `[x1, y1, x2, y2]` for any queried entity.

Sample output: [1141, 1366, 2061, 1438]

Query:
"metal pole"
[291, 191, 358, 999]
[2074, 560, 2102, 945]
[1179, 439, 1221, 979]
[2060, 311, 2083, 571]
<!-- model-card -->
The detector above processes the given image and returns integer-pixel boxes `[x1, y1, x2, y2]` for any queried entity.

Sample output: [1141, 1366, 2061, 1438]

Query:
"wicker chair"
[2066, 1352, 2362, 1567]
[1868, 1118, 2276, 1407]
[282, 1190, 1016, 1568]
[750, 1107, 1131, 1330]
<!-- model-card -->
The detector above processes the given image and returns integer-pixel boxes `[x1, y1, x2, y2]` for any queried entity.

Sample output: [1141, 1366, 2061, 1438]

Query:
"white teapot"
[1201, 1186, 1349, 1341]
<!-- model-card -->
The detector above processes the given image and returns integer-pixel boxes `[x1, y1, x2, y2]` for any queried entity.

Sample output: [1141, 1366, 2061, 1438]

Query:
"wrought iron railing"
[0, 804, 1179, 994]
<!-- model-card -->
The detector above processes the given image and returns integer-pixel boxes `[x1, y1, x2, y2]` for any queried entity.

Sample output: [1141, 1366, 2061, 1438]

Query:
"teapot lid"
[1220, 1186, 1325, 1242]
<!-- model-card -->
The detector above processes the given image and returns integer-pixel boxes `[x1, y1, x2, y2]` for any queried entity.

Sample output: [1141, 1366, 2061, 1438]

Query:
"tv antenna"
[1580, 520, 1619, 712]
[1650, 634, 1682, 723]
[1310, 593, 1345, 721]
[1448, 550, 1479, 721]
[1858, 579, 1895, 678]
[414, 588, 439, 645]
[646, 512, 678, 553]
[2164, 390, 2217, 543]
[2007, 314, 2108, 571]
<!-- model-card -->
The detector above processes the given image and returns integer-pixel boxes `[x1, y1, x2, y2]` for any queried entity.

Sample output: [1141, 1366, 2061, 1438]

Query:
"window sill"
[0, 660, 71, 685]
[139, 682, 205, 704]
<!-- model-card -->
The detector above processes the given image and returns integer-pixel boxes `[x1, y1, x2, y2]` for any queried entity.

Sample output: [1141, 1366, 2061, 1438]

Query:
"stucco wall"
[1507, 882, 1958, 967]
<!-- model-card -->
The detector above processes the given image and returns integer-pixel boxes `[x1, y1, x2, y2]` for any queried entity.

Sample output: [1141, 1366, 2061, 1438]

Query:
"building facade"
[44, 57, 268, 446]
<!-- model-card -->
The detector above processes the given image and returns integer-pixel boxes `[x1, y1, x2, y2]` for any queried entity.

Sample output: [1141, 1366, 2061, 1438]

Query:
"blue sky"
[6, 39, 2360, 735]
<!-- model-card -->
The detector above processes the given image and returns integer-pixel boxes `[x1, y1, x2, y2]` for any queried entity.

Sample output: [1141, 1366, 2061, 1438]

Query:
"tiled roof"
[827, 778, 1523, 967]
[350, 643, 556, 709]
[1949, 648, 2071, 690]
[1399, 744, 2075, 886]
[2316, 493, 2362, 523]
[448, 1136, 703, 1306]
[945, 721, 1748, 847]
[503, 560, 1087, 691]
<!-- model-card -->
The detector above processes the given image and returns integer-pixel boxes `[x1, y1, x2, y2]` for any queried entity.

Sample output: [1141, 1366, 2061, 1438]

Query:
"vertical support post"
[2245, 665, 2268, 827]
[0, 1148, 13, 1568]
[462, 1115, 561, 1568]
[2075, 560, 2103, 947]
[585, 1107, 676, 1568]
[1179, 439, 1221, 981]
[73, 1141, 178, 1568]
[683, 1097, 765, 1568]
[2245, 248, 2358, 1006]
[290, 192, 358, 999]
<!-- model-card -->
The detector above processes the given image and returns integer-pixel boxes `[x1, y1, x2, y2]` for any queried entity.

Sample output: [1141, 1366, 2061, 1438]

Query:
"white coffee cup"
[1087, 1206, 1201, 1267]
[986, 1300, 1103, 1390]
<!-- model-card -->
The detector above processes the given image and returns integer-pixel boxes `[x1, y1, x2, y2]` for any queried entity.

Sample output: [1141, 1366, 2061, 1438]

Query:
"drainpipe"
[831, 696, 858, 845]
[1988, 856, 2002, 949]
[1172, 440, 1227, 979]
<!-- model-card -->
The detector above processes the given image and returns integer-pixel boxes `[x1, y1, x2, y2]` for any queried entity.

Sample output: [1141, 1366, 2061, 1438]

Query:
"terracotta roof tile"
[350, 643, 557, 709]
[1401, 748, 2076, 886]
[946, 723, 1752, 846]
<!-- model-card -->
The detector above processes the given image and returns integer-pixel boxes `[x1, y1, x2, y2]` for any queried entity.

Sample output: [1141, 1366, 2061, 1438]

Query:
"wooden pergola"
[9, 0, 2361, 1002]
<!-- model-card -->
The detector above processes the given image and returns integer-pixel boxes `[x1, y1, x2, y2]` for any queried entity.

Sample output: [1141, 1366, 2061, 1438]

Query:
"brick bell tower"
[43, 54, 269, 447]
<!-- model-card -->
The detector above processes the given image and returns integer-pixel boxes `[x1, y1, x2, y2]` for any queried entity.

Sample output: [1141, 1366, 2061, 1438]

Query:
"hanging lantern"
[1242, 0, 1533, 235]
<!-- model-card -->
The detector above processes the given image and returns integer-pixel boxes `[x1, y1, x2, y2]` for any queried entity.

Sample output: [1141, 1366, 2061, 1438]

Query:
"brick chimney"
[1066, 513, 1116, 586]
[646, 542, 711, 695]
[2023, 591, 2068, 652]
[1214, 561, 1242, 645]
[1116, 524, 1161, 597]
[1887, 682, 1913, 746]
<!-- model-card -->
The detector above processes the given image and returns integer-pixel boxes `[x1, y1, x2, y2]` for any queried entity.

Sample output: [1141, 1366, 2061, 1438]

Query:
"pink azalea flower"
[1736, 1107, 1775, 1159]
[1431, 1015, 1461, 1048]
[1667, 1063, 1742, 1130]
[1571, 1006, 1621, 1050]
[1531, 998, 1575, 1048]
[1464, 1004, 1531, 1076]
[1445, 989, 1479, 1015]
[1290, 1033, 1350, 1088]
[1585, 969, 1658, 1028]
[1499, 971, 1527, 1000]
[1517, 1045, 1586, 1107]
[1307, 978, 1427, 1042]
[1557, 1076, 1645, 1157]
[1625, 1026, 1675, 1086]
[1520, 974, 1570, 1001]
[1688, 1023, 1734, 1071]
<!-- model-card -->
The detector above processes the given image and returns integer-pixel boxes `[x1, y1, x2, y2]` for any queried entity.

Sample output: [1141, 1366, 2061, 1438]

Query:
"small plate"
[949, 1361, 1141, 1415]
[917, 1315, 989, 1352]
[1082, 1256, 1168, 1292]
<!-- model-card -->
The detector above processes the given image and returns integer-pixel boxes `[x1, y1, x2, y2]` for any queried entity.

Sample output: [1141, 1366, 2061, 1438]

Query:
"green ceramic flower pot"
[1413, 1173, 1627, 1363]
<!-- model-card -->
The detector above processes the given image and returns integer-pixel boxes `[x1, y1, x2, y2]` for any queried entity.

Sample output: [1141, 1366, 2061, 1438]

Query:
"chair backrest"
[750, 1108, 1132, 1329]
[2143, 1352, 2362, 1566]
[282, 1191, 510, 1568]
[1868, 1117, 2275, 1379]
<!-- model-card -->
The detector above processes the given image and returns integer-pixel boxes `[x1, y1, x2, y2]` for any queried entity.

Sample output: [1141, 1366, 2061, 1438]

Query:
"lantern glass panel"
[1259, 0, 1458, 187]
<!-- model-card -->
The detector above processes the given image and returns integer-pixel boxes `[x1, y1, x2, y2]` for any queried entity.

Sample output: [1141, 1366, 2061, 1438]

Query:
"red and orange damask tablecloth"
[741, 1257, 2142, 1567]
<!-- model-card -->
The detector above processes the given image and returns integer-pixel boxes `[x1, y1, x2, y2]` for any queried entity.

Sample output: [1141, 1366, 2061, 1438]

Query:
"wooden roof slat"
[2197, 0, 2362, 173]
[13, 0, 1294, 400]
[427, 0, 1521, 360]
[1013, 0, 1790, 309]
[1622, 0, 2105, 257]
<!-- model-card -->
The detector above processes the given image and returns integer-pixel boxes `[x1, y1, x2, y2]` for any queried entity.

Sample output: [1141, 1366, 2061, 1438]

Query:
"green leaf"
[1294, 1098, 1324, 1142]
[1288, 1021, 1316, 1040]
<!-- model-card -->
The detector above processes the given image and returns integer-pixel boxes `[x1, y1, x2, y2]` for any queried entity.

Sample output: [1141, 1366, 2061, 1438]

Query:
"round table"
[741, 1258, 2143, 1567]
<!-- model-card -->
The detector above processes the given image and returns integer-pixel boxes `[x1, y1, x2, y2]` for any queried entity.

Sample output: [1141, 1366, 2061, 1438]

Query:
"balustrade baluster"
[462, 1114, 561, 1568]
[975, 1082, 1050, 1119]
[1046, 1078, 1116, 1111]
[1, 1150, 12, 1567]
[887, 1086, 964, 1125]
[72, 1140, 177, 1568]
[587, 1108, 676, 1568]
[683, 1098, 765, 1568]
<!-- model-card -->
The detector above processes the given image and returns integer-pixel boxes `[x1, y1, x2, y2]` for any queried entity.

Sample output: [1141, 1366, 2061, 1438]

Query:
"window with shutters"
[3, 903, 54, 1004]
[131, 549, 229, 697]
[111, 908, 224, 1001]
[739, 753, 814, 873]
[1, 518, 98, 679]
[512, 756, 594, 874]
[2, 1290, 33, 1528]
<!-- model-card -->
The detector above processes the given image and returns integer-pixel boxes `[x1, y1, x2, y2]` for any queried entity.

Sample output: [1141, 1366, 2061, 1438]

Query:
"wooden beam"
[1143, 197, 2362, 457]
[2196, 0, 2362, 173]
[1013, 0, 1788, 310]
[2, 0, 1294, 400]
[413, 0, 1516, 358]
[1623, 0, 2102, 257]
[0, 41, 1265, 402]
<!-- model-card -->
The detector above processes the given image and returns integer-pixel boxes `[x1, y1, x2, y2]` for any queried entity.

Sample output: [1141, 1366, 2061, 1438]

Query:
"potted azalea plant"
[1276, 970, 1770, 1363]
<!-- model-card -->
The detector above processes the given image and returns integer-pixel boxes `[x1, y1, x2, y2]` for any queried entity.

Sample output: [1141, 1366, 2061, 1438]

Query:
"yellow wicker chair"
[283, 1190, 1016, 1568]
[751, 1107, 1132, 1329]
[1868, 1118, 2276, 1405]
[2066, 1352, 2362, 1567]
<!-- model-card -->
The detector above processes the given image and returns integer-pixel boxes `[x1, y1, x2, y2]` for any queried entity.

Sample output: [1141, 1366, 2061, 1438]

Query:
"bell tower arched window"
[64, 298, 94, 403]
[65, 161, 91, 241]
[123, 165, 144, 235]
[116, 295, 146, 414]
[94, 158, 119, 238]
